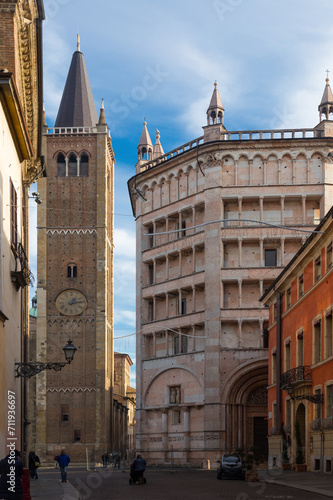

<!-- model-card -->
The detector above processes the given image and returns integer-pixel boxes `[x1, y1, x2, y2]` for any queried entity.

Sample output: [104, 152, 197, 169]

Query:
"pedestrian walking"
[54, 455, 59, 468]
[0, 449, 24, 500]
[28, 451, 40, 480]
[56, 450, 70, 483]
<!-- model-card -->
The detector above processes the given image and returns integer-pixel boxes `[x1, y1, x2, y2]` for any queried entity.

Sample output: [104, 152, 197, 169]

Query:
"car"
[217, 454, 244, 480]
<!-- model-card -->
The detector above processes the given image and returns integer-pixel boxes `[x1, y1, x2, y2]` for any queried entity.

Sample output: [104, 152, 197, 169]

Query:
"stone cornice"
[0, 72, 33, 160]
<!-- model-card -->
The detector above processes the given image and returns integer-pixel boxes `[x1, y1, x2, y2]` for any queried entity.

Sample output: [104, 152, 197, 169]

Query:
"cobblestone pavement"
[62, 468, 330, 500]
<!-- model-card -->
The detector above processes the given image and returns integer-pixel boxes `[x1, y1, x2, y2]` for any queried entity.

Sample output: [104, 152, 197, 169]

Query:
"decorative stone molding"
[46, 229, 97, 235]
[47, 387, 96, 393]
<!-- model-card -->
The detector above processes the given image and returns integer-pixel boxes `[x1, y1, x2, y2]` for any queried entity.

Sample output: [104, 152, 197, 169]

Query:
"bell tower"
[35, 37, 115, 461]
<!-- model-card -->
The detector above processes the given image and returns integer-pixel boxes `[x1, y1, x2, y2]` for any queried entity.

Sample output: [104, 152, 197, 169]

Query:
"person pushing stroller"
[129, 454, 146, 485]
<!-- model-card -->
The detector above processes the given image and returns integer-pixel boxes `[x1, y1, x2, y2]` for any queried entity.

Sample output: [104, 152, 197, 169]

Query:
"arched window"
[67, 264, 77, 278]
[57, 153, 66, 176]
[80, 154, 89, 176]
[68, 154, 77, 176]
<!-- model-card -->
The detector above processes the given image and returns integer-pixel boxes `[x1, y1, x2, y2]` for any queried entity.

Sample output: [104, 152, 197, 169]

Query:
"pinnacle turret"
[153, 129, 164, 159]
[318, 75, 333, 121]
[207, 81, 224, 125]
[137, 121, 153, 160]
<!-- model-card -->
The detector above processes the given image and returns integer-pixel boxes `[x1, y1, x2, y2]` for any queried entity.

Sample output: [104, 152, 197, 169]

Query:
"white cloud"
[114, 310, 135, 327]
[114, 228, 136, 260]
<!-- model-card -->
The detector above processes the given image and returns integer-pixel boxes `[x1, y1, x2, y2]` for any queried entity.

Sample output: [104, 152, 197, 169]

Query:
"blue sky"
[29, 0, 333, 386]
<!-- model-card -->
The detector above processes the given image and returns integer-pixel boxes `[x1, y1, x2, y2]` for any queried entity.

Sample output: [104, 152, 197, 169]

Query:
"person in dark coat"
[130, 454, 146, 484]
[28, 451, 40, 479]
[0, 449, 24, 500]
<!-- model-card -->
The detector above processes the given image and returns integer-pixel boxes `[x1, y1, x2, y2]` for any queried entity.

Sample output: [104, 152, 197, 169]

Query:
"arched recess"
[295, 153, 307, 184]
[266, 154, 278, 185]
[224, 359, 268, 456]
[222, 155, 235, 186]
[280, 154, 292, 184]
[144, 366, 203, 408]
[252, 155, 264, 185]
[237, 155, 250, 186]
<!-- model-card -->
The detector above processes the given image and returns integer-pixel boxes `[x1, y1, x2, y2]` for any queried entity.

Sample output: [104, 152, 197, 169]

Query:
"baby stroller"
[129, 463, 146, 485]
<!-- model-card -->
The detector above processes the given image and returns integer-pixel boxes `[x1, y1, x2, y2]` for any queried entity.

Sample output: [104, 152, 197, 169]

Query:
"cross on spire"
[326, 69, 330, 79]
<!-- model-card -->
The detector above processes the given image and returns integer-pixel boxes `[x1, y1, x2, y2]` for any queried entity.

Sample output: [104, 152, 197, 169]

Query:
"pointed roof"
[138, 121, 153, 148]
[207, 81, 224, 114]
[98, 99, 106, 126]
[55, 35, 98, 128]
[153, 129, 164, 158]
[206, 81, 224, 126]
[318, 78, 333, 115]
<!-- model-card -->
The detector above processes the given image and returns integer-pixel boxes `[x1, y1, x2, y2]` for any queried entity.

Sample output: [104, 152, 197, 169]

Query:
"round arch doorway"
[226, 363, 268, 458]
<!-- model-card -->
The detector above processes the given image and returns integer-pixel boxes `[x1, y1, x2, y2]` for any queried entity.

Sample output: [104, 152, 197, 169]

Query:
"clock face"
[55, 289, 88, 316]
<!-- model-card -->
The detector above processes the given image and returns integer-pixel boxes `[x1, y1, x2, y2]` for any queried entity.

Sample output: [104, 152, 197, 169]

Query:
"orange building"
[261, 206, 333, 473]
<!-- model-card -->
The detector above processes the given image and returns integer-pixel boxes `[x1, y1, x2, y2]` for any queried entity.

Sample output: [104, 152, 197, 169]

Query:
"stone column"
[248, 159, 253, 185]
[192, 285, 196, 313]
[302, 195, 306, 225]
[238, 238, 242, 267]
[292, 158, 296, 184]
[162, 410, 168, 458]
[192, 325, 196, 351]
[179, 251, 182, 276]
[259, 280, 264, 307]
[153, 296, 156, 321]
[76, 156, 80, 176]
[234, 160, 238, 186]
[238, 319, 242, 347]
[165, 329, 169, 355]
[238, 279, 242, 308]
[306, 158, 310, 184]
[238, 196, 242, 224]
[184, 407, 190, 451]
[280, 195, 285, 225]
[280, 237, 285, 266]
[152, 221, 156, 248]
[166, 254, 169, 280]
[259, 196, 264, 222]
[260, 237, 264, 267]
[192, 206, 196, 234]
[152, 333, 156, 357]
[153, 258, 156, 284]
[178, 289, 182, 315]
[165, 293, 169, 319]
[179, 212, 182, 238]
[166, 217, 169, 243]
[192, 245, 196, 273]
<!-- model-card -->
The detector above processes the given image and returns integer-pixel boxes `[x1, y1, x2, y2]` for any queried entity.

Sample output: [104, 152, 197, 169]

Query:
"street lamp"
[15, 340, 77, 378]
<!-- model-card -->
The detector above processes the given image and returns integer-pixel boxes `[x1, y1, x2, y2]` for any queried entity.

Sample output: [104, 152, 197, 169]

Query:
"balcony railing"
[280, 365, 312, 389]
[11, 243, 34, 289]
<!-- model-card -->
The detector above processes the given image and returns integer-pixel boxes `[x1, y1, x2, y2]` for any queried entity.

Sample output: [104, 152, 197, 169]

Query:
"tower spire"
[54, 37, 98, 128]
[77, 33, 80, 52]
[207, 81, 224, 125]
[153, 129, 164, 159]
[318, 73, 333, 121]
[137, 121, 153, 161]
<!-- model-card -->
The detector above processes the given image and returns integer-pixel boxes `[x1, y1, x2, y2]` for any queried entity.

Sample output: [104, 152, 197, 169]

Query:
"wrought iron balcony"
[280, 366, 312, 389]
[11, 243, 34, 290]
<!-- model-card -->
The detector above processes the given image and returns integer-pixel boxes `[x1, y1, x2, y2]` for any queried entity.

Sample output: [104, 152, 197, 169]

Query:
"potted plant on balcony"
[280, 422, 291, 470]
[295, 420, 307, 472]
[244, 446, 260, 482]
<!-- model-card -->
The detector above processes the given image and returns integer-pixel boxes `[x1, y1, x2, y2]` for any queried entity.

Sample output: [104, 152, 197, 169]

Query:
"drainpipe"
[276, 292, 282, 430]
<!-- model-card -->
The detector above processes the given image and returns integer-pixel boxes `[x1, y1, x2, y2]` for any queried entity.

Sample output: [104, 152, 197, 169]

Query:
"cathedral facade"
[128, 80, 333, 465]
[33, 39, 115, 462]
